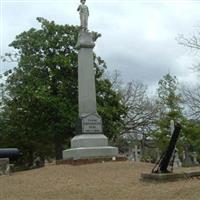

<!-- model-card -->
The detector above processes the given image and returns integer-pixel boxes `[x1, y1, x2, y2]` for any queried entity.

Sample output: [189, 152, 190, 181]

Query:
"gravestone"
[182, 144, 193, 167]
[62, 1, 118, 160]
[173, 149, 182, 168]
[0, 158, 10, 175]
[192, 152, 199, 165]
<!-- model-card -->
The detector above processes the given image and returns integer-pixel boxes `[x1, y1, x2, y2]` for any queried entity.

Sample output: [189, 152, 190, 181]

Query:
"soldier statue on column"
[77, 0, 89, 31]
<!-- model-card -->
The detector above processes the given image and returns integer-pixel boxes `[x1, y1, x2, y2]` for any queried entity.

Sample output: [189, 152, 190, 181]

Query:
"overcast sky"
[1, 0, 200, 91]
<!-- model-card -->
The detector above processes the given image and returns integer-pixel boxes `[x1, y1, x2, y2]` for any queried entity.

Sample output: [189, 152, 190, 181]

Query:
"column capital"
[76, 31, 95, 49]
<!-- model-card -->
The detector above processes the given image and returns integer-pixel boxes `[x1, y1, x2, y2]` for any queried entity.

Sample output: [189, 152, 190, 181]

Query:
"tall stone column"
[62, 31, 118, 160]
[62, 1, 118, 160]
[75, 31, 103, 135]
[77, 31, 96, 116]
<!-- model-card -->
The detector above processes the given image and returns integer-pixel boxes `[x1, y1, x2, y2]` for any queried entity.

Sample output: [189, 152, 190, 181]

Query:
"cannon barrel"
[152, 122, 181, 173]
[0, 148, 22, 160]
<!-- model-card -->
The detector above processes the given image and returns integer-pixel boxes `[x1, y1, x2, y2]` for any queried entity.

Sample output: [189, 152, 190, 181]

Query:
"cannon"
[152, 122, 181, 173]
[0, 148, 22, 161]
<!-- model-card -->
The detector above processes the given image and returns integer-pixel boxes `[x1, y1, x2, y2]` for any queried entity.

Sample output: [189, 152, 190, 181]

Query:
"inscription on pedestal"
[82, 114, 102, 133]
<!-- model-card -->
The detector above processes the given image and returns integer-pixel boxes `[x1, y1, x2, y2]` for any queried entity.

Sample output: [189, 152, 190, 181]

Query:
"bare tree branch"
[177, 31, 200, 75]
[177, 34, 200, 50]
[121, 81, 158, 135]
[182, 85, 200, 119]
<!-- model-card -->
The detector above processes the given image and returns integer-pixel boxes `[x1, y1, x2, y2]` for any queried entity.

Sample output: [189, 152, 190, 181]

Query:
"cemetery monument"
[62, 0, 118, 160]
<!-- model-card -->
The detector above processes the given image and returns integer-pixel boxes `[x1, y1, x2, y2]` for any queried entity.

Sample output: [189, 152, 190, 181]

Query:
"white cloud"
[1, 0, 200, 89]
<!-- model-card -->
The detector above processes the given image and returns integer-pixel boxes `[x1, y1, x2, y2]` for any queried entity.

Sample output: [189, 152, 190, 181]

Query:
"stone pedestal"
[62, 31, 118, 160]
[63, 134, 118, 160]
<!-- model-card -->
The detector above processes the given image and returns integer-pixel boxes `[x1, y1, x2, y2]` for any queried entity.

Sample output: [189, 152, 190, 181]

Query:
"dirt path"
[0, 161, 200, 200]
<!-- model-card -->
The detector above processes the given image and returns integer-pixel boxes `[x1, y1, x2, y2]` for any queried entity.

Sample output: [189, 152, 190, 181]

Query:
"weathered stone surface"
[82, 114, 102, 134]
[76, 31, 95, 49]
[141, 172, 184, 182]
[141, 171, 200, 182]
[57, 156, 127, 165]
[78, 51, 96, 116]
[0, 158, 10, 175]
[71, 134, 108, 148]
[76, 113, 103, 135]
[63, 146, 118, 160]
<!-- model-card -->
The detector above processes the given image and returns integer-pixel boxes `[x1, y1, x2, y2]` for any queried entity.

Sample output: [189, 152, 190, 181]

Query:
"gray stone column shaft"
[62, 6, 119, 160]
[78, 48, 97, 116]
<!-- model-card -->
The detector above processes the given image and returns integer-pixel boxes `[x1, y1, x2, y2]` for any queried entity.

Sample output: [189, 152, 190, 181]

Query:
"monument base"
[63, 146, 118, 160]
[141, 171, 200, 182]
[62, 134, 118, 160]
[57, 155, 127, 165]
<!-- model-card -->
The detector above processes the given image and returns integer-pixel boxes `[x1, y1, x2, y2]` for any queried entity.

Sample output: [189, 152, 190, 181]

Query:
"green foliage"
[154, 73, 183, 151]
[157, 73, 182, 117]
[96, 78, 126, 141]
[181, 119, 200, 159]
[153, 73, 200, 160]
[0, 18, 126, 165]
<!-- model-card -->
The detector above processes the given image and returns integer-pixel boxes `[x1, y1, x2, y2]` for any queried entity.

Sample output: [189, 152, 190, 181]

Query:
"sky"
[1, 0, 200, 92]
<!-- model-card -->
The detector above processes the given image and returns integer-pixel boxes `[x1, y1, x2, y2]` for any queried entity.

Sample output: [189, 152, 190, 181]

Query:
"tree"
[108, 77, 158, 157]
[154, 73, 183, 150]
[180, 85, 200, 162]
[182, 86, 200, 120]
[105, 70, 158, 137]
[178, 29, 200, 120]
[121, 81, 157, 135]
[176, 27, 200, 162]
[0, 18, 126, 165]
[177, 30, 200, 74]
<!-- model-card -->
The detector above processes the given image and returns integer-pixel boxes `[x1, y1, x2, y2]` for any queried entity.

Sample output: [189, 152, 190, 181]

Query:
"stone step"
[71, 134, 108, 148]
[63, 146, 118, 160]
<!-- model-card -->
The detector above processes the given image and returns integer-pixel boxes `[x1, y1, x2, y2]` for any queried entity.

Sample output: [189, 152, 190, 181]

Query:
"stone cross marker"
[62, 1, 118, 160]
